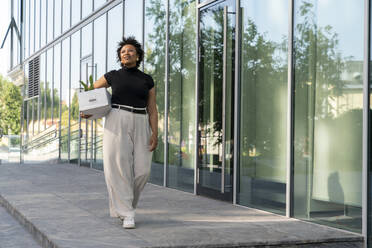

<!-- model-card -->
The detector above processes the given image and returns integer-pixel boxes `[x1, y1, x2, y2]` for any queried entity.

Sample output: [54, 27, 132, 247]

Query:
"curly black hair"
[116, 36, 144, 68]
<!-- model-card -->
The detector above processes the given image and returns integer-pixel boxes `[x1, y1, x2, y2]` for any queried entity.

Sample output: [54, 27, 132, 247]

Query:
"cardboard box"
[78, 88, 112, 120]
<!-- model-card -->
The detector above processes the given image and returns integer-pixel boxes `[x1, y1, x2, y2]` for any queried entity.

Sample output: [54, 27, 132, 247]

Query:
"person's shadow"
[328, 172, 344, 205]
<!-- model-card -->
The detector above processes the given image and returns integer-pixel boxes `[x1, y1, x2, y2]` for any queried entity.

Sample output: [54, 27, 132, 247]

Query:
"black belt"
[112, 105, 147, 114]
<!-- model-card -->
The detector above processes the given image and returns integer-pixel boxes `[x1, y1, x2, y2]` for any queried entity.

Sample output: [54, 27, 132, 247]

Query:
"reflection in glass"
[125, 0, 143, 44]
[167, 0, 197, 193]
[92, 14, 107, 170]
[53, 43, 61, 129]
[80, 57, 94, 166]
[40, 53, 46, 132]
[238, 0, 288, 215]
[198, 0, 234, 200]
[23, 63, 29, 145]
[70, 32, 81, 163]
[32, 98, 37, 137]
[46, 48, 53, 129]
[61, 38, 70, 161]
[107, 4, 123, 71]
[293, 0, 363, 233]
[145, 0, 166, 186]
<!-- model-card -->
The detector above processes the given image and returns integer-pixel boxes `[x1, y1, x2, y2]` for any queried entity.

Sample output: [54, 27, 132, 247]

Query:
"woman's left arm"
[147, 87, 158, 152]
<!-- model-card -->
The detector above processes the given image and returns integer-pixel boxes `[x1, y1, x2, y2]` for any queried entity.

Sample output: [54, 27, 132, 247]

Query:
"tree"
[0, 75, 22, 136]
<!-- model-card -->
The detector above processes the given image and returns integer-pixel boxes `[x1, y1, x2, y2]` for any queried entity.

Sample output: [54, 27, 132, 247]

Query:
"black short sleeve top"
[104, 66, 154, 108]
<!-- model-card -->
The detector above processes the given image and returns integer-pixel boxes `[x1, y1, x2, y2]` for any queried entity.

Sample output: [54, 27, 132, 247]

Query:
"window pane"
[81, 23, 92, 57]
[293, 0, 363, 233]
[47, 0, 53, 43]
[54, 0, 62, 38]
[125, 0, 142, 44]
[30, 0, 34, 54]
[70, 31, 80, 162]
[53, 43, 61, 127]
[35, 0, 40, 50]
[40, 53, 46, 132]
[71, 0, 81, 26]
[82, 0, 93, 19]
[92, 14, 107, 170]
[94, 0, 106, 10]
[41, 0, 46, 47]
[167, 0, 197, 193]
[93, 15, 106, 79]
[238, 0, 288, 215]
[63, 0, 71, 32]
[107, 4, 123, 71]
[61, 38, 70, 161]
[25, 0, 29, 58]
[46, 48, 53, 129]
[145, 0, 166, 186]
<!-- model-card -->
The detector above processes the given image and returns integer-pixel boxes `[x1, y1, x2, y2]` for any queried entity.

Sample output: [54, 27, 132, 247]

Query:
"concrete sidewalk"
[0, 163, 363, 248]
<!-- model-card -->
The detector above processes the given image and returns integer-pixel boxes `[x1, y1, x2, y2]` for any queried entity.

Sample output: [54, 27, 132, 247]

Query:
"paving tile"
[0, 205, 41, 248]
[0, 163, 364, 248]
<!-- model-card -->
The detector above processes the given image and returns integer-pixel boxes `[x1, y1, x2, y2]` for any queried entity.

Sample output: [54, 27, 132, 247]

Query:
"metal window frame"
[43, 52, 47, 133]
[362, 0, 370, 246]
[194, 1, 200, 195]
[286, 0, 295, 218]
[194, 0, 200, 195]
[164, 0, 170, 187]
[22, 0, 121, 64]
[232, 0, 241, 205]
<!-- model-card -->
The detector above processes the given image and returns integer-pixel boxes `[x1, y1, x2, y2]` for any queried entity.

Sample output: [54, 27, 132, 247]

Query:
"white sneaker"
[123, 216, 135, 229]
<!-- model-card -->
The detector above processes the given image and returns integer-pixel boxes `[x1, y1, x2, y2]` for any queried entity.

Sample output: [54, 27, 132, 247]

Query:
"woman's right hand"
[80, 112, 92, 119]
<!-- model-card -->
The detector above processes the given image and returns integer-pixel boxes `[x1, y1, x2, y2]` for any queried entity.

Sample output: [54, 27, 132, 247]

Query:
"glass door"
[197, 0, 235, 201]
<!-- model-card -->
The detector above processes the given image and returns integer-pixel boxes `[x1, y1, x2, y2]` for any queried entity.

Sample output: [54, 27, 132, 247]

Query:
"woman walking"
[81, 36, 158, 229]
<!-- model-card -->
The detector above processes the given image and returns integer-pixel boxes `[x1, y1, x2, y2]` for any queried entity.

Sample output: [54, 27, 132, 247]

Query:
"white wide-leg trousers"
[103, 108, 152, 218]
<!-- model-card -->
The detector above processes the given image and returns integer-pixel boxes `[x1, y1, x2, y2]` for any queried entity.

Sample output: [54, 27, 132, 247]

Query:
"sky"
[0, 0, 10, 79]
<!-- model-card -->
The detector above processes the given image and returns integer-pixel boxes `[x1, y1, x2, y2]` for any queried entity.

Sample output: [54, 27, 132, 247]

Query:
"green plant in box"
[79, 75, 94, 91]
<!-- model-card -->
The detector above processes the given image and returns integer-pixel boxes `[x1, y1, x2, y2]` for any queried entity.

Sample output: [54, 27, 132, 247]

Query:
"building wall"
[10, 0, 368, 236]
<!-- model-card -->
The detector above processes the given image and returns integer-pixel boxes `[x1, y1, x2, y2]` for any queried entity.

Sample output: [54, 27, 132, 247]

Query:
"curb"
[0, 194, 59, 248]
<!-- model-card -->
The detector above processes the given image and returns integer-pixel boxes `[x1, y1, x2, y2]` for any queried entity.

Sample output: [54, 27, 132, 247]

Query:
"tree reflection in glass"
[293, 0, 363, 233]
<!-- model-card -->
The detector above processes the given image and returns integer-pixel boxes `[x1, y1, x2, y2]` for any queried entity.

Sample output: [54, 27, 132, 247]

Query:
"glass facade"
[70, 31, 80, 163]
[60, 37, 70, 161]
[125, 0, 143, 44]
[293, 0, 363, 232]
[144, 0, 166, 186]
[92, 14, 107, 170]
[168, 0, 196, 193]
[238, 0, 288, 215]
[54, 0, 62, 38]
[62, 0, 71, 33]
[7, 0, 372, 242]
[107, 4, 123, 71]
